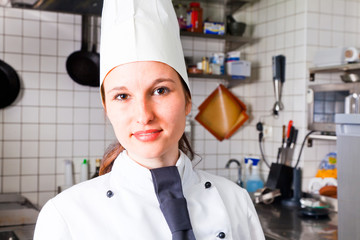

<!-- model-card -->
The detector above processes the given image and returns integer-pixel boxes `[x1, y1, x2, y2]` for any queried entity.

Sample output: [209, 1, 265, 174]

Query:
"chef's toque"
[100, 0, 190, 91]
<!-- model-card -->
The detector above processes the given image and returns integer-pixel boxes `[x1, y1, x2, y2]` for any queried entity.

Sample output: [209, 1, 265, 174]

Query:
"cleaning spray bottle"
[243, 158, 251, 189]
[245, 157, 264, 193]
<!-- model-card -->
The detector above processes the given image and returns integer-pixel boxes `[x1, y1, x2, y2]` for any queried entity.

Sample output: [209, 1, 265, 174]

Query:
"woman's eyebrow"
[107, 86, 128, 94]
[152, 78, 176, 85]
[106, 78, 176, 94]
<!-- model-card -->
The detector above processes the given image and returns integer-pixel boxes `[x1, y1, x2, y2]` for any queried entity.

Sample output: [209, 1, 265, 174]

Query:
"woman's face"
[103, 61, 191, 168]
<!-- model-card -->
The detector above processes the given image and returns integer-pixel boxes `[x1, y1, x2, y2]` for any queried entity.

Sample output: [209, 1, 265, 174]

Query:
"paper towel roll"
[345, 47, 360, 63]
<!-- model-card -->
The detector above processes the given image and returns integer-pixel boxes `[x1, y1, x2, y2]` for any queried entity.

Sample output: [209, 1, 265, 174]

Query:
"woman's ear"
[185, 100, 192, 116]
[100, 84, 107, 111]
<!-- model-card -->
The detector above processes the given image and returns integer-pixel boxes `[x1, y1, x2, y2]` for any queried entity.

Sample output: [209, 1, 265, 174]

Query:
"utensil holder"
[265, 163, 293, 199]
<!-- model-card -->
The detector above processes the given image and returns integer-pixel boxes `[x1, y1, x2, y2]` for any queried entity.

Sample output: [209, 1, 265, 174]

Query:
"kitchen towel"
[150, 166, 196, 240]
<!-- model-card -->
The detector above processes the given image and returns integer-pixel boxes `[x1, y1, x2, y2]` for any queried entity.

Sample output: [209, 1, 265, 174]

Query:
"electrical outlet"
[263, 125, 272, 138]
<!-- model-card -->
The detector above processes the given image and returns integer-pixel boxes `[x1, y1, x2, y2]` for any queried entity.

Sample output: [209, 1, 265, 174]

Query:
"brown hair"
[99, 75, 194, 175]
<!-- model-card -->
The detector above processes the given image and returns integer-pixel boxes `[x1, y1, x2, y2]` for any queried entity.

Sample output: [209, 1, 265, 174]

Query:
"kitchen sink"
[0, 194, 39, 240]
[0, 194, 39, 227]
[0, 231, 20, 240]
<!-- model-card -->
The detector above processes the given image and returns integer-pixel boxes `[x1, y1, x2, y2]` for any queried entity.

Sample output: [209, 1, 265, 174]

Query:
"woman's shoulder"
[50, 173, 111, 206]
[196, 169, 238, 187]
[195, 169, 248, 197]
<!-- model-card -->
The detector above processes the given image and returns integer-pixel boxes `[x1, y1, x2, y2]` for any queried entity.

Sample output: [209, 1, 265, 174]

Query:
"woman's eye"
[154, 87, 169, 95]
[115, 93, 129, 101]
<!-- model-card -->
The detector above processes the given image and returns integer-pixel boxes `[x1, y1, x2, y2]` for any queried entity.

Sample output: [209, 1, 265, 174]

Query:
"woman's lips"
[132, 129, 162, 142]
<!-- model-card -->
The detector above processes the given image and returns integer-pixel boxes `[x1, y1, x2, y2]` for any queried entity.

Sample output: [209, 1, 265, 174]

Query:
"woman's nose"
[136, 98, 154, 125]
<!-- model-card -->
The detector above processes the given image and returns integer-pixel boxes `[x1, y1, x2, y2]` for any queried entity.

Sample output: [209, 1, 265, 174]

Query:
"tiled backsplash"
[0, 7, 116, 206]
[231, 0, 360, 191]
[1, 0, 358, 206]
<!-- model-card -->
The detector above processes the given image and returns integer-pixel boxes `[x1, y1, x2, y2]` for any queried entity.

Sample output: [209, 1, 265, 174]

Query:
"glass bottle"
[175, 3, 187, 30]
[91, 159, 101, 179]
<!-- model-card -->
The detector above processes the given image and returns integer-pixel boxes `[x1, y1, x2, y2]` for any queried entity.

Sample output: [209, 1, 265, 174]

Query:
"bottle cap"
[244, 157, 260, 165]
[190, 2, 200, 7]
[251, 158, 260, 166]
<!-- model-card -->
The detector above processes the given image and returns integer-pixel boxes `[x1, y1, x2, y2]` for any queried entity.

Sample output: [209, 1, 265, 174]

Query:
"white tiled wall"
[0, 7, 116, 206]
[0, 0, 358, 207]
[227, 0, 359, 191]
[302, 0, 360, 189]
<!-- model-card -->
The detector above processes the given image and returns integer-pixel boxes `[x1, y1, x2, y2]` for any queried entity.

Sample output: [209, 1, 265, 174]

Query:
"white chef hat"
[100, 0, 190, 92]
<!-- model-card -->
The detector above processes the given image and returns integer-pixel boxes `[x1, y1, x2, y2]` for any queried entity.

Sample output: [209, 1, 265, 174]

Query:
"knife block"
[265, 163, 293, 199]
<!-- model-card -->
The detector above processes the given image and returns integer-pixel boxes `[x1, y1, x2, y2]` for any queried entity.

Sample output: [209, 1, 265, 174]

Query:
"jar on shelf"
[186, 2, 203, 33]
[174, 3, 187, 30]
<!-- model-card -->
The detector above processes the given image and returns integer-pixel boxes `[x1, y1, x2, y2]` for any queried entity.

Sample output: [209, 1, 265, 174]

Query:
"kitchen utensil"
[345, 93, 359, 113]
[265, 163, 293, 199]
[298, 207, 330, 218]
[341, 72, 360, 82]
[228, 22, 246, 36]
[272, 55, 286, 115]
[11, 0, 103, 15]
[226, 14, 246, 36]
[66, 15, 100, 87]
[254, 188, 281, 204]
[195, 84, 248, 141]
[226, 15, 236, 26]
[0, 59, 20, 109]
[280, 120, 292, 164]
[282, 167, 302, 207]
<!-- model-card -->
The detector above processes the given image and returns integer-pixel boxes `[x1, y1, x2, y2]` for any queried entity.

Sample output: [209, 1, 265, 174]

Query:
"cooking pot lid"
[0, 60, 20, 109]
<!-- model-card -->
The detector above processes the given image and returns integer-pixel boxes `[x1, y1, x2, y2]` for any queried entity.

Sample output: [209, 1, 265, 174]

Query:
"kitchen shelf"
[180, 31, 251, 49]
[180, 31, 250, 42]
[308, 134, 337, 141]
[307, 134, 337, 147]
[177, 0, 252, 85]
[309, 63, 360, 81]
[174, 0, 252, 7]
[188, 73, 226, 80]
[188, 73, 227, 79]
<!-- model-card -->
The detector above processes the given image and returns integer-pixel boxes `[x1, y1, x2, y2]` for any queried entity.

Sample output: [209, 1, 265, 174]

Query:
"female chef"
[34, 0, 265, 239]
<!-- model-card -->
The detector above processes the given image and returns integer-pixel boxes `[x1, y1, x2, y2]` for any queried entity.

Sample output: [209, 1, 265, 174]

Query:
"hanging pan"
[0, 59, 20, 109]
[66, 15, 100, 87]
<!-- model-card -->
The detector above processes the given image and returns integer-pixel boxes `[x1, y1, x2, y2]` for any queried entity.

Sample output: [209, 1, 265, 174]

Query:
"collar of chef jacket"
[109, 150, 199, 195]
[107, 150, 234, 239]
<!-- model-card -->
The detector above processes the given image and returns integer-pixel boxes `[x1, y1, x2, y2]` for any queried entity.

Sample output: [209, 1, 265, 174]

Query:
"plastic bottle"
[243, 158, 251, 189]
[186, 2, 203, 33]
[64, 159, 74, 187]
[80, 159, 89, 182]
[246, 158, 264, 193]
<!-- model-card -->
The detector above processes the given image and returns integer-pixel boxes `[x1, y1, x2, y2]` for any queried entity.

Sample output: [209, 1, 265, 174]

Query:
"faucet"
[225, 159, 243, 187]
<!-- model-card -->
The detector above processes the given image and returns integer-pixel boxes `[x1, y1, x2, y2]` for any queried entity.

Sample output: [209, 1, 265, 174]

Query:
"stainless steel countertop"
[255, 202, 337, 240]
[0, 224, 35, 240]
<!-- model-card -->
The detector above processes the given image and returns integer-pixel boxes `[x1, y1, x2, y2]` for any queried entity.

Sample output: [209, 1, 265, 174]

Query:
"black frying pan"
[66, 15, 100, 87]
[0, 59, 20, 109]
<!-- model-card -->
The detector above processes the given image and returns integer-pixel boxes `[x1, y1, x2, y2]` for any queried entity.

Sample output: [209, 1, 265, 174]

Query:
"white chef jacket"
[34, 150, 265, 240]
